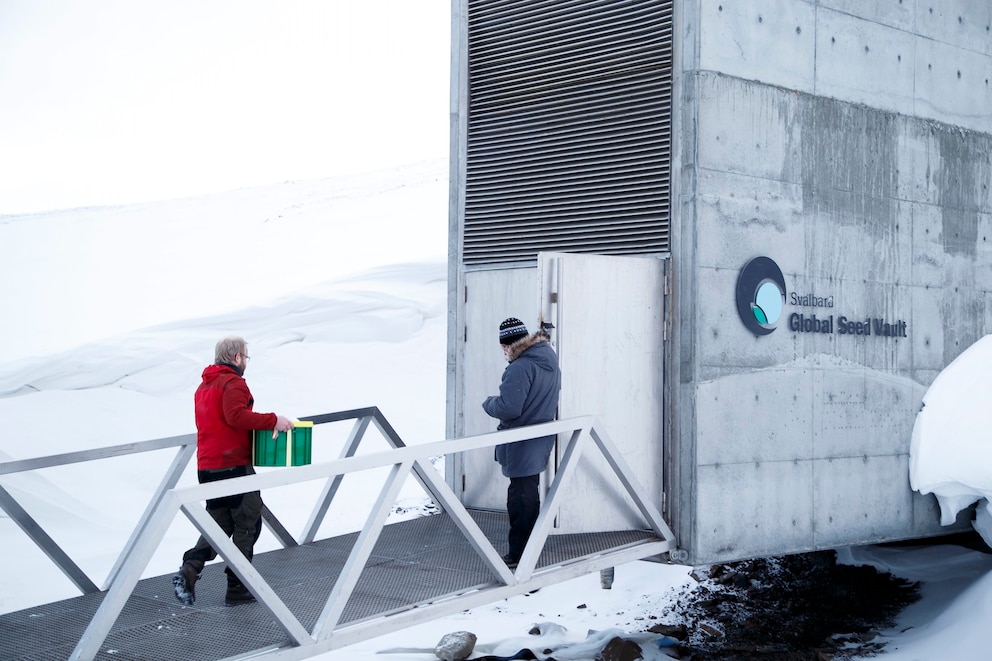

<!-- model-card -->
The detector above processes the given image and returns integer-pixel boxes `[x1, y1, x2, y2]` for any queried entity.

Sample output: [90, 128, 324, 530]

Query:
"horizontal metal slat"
[466, 170, 669, 198]
[467, 208, 668, 228]
[466, 153, 669, 184]
[466, 232, 670, 253]
[470, 19, 664, 62]
[469, 0, 659, 30]
[467, 132, 669, 164]
[466, 240, 671, 259]
[464, 239, 671, 266]
[466, 218, 669, 239]
[469, 72, 669, 115]
[461, 0, 673, 266]
[466, 211, 668, 230]
[466, 202, 667, 225]
[469, 115, 669, 148]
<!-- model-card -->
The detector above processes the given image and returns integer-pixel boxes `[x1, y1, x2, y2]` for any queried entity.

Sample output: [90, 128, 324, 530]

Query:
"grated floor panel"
[0, 510, 661, 660]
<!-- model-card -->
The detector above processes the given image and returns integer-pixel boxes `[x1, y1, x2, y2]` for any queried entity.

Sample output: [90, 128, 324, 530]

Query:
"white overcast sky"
[0, 1, 450, 215]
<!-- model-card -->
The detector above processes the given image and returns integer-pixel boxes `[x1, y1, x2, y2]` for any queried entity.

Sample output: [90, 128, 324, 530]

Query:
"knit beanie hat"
[498, 317, 529, 345]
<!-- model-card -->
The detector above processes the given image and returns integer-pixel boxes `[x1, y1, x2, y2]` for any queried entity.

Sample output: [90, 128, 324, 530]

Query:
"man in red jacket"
[172, 336, 294, 606]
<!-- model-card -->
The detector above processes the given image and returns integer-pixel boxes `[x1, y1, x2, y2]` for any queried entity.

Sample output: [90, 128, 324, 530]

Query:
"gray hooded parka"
[483, 333, 562, 478]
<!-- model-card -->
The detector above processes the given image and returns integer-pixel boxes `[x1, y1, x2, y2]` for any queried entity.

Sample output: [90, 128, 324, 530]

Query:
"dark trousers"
[182, 465, 263, 578]
[506, 474, 541, 561]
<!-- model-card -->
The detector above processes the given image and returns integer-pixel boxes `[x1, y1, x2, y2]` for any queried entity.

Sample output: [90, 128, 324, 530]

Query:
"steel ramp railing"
[0, 408, 675, 661]
[0, 432, 198, 594]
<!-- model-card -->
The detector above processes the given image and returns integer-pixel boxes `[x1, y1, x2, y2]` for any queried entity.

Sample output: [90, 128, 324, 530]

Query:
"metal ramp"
[0, 408, 675, 660]
[0, 511, 659, 660]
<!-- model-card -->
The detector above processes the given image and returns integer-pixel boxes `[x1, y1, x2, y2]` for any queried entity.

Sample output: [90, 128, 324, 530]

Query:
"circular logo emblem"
[735, 257, 786, 335]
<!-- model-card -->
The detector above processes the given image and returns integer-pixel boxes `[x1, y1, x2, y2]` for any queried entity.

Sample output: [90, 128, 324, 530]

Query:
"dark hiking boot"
[172, 560, 203, 606]
[225, 575, 256, 606]
[502, 553, 519, 569]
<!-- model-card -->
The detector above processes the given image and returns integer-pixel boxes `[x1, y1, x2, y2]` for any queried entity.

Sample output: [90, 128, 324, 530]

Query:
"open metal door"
[457, 267, 539, 511]
[539, 252, 667, 533]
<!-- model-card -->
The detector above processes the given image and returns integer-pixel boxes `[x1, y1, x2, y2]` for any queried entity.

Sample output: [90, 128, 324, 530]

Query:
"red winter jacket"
[194, 364, 277, 469]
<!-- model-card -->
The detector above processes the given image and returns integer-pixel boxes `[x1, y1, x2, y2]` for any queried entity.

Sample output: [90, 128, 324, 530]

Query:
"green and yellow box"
[253, 421, 313, 467]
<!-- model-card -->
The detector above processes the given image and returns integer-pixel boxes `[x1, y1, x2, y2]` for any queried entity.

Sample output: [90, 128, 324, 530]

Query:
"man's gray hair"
[214, 336, 247, 364]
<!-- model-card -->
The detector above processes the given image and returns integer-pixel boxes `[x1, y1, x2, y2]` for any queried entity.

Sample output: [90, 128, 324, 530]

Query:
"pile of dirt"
[644, 550, 921, 660]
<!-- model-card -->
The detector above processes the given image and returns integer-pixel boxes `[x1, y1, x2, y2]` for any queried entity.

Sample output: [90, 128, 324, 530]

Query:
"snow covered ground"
[2, 162, 992, 659]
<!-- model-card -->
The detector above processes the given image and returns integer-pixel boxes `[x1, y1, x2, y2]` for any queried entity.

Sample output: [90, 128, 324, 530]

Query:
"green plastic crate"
[253, 421, 313, 467]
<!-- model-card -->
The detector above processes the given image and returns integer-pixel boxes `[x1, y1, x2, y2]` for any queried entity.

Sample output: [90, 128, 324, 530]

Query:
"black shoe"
[225, 583, 256, 606]
[502, 553, 519, 569]
[172, 561, 201, 606]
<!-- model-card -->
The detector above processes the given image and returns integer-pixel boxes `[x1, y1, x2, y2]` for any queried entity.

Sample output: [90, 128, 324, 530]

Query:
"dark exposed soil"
[642, 548, 925, 661]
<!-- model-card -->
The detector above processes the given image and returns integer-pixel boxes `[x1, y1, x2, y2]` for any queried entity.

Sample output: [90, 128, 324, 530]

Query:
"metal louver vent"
[462, 0, 673, 266]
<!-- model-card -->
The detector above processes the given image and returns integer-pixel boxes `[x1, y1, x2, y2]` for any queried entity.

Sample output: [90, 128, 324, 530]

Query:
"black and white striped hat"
[498, 317, 528, 345]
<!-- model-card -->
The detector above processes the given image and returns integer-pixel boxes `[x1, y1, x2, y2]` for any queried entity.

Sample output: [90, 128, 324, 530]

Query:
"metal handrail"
[0, 407, 675, 661]
[0, 431, 199, 594]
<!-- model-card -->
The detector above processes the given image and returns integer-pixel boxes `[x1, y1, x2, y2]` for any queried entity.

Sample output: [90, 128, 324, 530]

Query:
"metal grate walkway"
[1, 411, 675, 660]
[0, 509, 661, 661]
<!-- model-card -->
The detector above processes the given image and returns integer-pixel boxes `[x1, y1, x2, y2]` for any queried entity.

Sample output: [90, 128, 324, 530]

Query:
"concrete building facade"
[447, 0, 992, 565]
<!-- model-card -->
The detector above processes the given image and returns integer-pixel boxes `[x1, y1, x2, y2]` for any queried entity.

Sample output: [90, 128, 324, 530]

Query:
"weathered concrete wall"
[676, 0, 992, 563]
[697, 0, 992, 134]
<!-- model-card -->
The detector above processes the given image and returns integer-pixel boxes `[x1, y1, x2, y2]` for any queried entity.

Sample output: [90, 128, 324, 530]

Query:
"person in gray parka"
[483, 317, 562, 568]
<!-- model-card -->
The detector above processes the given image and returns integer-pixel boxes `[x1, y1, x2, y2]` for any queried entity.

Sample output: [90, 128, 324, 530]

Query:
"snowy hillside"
[0, 159, 448, 364]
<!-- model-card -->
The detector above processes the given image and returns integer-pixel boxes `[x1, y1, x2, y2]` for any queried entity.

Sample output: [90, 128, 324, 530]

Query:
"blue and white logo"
[735, 257, 786, 336]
